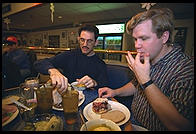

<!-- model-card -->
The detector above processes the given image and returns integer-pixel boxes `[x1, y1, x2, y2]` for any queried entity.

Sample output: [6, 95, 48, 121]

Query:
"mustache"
[82, 46, 89, 49]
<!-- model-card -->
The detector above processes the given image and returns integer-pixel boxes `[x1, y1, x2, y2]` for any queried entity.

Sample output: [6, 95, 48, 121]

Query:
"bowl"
[80, 119, 121, 131]
[71, 82, 86, 91]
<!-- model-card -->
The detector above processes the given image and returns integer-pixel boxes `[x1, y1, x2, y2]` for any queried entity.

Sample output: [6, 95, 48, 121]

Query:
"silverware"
[11, 98, 32, 111]
[79, 110, 88, 131]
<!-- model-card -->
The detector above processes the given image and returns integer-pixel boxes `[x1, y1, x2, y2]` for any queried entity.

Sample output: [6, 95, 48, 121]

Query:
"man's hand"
[98, 87, 115, 98]
[126, 51, 151, 84]
[48, 68, 68, 95]
[76, 75, 97, 88]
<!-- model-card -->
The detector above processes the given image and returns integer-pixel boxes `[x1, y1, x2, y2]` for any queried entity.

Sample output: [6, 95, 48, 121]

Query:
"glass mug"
[25, 77, 39, 89]
[35, 83, 53, 113]
[62, 87, 79, 125]
[20, 77, 39, 101]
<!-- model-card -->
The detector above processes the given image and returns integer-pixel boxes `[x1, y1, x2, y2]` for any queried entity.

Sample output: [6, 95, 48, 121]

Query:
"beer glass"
[35, 83, 53, 113]
[62, 87, 79, 125]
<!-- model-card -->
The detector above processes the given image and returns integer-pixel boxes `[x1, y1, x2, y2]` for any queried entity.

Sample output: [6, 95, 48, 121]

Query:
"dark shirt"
[5, 48, 31, 70]
[34, 49, 108, 88]
[2, 54, 23, 89]
[131, 46, 194, 130]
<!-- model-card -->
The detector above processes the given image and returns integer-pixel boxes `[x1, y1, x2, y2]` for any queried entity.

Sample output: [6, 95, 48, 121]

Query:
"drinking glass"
[20, 77, 39, 102]
[62, 87, 79, 125]
[35, 83, 53, 113]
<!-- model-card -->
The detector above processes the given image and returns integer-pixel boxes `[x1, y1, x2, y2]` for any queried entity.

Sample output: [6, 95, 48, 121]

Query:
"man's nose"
[82, 40, 88, 46]
[135, 40, 142, 49]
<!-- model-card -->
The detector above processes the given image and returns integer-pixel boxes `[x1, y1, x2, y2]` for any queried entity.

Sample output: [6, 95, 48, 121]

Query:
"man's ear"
[94, 39, 98, 47]
[161, 31, 169, 44]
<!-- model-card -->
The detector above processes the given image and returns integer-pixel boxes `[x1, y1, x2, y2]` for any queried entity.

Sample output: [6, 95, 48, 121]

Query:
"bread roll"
[101, 110, 125, 123]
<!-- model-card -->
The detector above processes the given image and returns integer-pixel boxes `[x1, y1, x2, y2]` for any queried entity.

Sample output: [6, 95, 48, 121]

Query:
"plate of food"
[2, 104, 19, 127]
[83, 98, 130, 126]
[71, 81, 86, 91]
[52, 91, 85, 111]
[2, 95, 20, 105]
[23, 113, 63, 131]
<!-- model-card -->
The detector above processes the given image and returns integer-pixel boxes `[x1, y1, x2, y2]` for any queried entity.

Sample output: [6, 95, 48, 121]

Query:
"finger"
[85, 80, 92, 88]
[127, 51, 135, 64]
[79, 75, 90, 85]
[78, 76, 87, 84]
[126, 55, 131, 64]
[127, 64, 133, 71]
[50, 76, 57, 87]
[135, 52, 141, 62]
[144, 52, 150, 65]
[98, 88, 105, 97]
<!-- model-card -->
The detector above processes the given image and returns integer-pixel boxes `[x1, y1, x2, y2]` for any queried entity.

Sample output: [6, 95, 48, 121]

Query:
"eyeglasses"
[79, 38, 95, 45]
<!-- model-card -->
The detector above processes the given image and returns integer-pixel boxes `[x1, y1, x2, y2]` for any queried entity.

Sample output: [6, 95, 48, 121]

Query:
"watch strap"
[140, 79, 153, 90]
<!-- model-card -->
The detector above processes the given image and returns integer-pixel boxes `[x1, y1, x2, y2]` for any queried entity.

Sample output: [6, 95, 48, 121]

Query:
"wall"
[25, 27, 79, 48]
[21, 18, 194, 59]
[174, 19, 194, 57]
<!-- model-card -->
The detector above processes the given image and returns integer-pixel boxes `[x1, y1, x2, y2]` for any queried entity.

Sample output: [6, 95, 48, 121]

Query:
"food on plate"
[24, 115, 62, 131]
[92, 98, 111, 114]
[2, 104, 17, 124]
[35, 116, 61, 131]
[2, 95, 20, 105]
[88, 124, 112, 131]
[76, 83, 86, 88]
[101, 110, 126, 123]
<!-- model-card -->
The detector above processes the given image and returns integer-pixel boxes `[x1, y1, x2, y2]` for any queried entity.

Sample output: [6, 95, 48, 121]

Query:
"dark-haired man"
[34, 24, 108, 94]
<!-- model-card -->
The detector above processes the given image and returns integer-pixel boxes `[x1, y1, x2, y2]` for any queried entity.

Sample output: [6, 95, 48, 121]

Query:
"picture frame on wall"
[174, 27, 187, 52]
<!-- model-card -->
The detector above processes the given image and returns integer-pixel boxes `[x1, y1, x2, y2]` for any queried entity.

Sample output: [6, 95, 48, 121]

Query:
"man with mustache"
[34, 24, 108, 94]
[98, 8, 194, 131]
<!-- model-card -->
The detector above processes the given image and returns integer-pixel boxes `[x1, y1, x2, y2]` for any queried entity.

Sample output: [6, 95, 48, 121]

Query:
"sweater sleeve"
[34, 52, 69, 75]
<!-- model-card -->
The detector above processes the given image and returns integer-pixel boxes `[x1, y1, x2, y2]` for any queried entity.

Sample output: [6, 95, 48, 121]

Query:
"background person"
[3, 36, 31, 81]
[34, 24, 108, 94]
[98, 8, 194, 131]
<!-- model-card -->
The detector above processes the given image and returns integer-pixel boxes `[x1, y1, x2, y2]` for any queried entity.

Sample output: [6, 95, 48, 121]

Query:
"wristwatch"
[140, 79, 153, 90]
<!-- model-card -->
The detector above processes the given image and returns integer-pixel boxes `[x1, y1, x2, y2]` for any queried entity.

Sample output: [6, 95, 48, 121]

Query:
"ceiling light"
[58, 16, 62, 19]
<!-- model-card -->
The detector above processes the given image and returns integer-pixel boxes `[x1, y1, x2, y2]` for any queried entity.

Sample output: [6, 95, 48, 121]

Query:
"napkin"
[52, 89, 62, 105]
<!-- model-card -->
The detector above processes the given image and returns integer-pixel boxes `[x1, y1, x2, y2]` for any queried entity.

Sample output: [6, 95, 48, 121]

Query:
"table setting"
[2, 78, 148, 131]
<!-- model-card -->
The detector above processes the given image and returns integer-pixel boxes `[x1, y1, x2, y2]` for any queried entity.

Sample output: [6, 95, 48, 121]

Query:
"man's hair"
[126, 8, 174, 44]
[78, 24, 99, 40]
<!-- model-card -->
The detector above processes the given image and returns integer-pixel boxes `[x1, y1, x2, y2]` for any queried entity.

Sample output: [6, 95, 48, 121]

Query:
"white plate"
[52, 92, 85, 111]
[132, 124, 148, 131]
[83, 100, 130, 126]
[2, 107, 19, 127]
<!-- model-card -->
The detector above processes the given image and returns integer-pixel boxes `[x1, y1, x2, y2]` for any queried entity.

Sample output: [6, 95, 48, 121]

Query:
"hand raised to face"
[126, 51, 151, 84]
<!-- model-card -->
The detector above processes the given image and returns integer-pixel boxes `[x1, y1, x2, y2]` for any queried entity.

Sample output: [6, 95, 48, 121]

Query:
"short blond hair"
[126, 8, 174, 44]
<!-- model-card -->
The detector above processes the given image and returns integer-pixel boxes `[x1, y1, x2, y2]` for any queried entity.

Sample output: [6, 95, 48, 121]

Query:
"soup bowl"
[80, 119, 121, 131]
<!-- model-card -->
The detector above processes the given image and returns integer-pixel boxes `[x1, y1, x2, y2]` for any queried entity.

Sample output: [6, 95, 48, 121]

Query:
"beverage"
[25, 77, 39, 89]
[62, 87, 79, 125]
[22, 77, 39, 102]
[35, 84, 53, 113]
